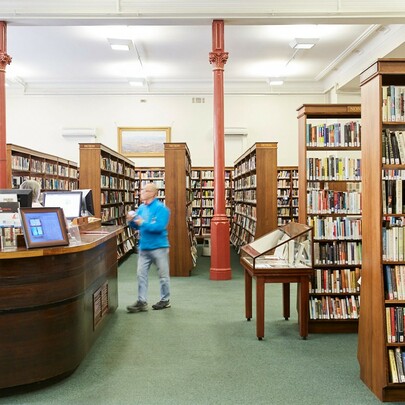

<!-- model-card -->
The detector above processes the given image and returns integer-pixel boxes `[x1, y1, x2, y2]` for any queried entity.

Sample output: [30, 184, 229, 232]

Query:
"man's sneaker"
[152, 300, 171, 310]
[126, 300, 148, 313]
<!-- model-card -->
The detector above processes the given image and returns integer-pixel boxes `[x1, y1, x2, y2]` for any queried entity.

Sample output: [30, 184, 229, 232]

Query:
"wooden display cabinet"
[297, 104, 362, 334]
[164, 143, 197, 276]
[6, 143, 78, 191]
[358, 58, 405, 402]
[230, 142, 278, 252]
[79, 143, 137, 260]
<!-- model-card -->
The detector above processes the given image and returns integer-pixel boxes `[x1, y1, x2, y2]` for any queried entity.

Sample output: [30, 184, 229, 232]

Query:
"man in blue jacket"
[126, 182, 171, 312]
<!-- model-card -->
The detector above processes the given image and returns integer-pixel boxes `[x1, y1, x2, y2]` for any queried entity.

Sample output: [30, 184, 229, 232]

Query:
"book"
[395, 347, 405, 382]
[389, 348, 399, 383]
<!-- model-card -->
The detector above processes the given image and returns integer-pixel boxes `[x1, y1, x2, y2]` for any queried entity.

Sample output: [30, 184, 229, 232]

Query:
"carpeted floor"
[0, 247, 400, 404]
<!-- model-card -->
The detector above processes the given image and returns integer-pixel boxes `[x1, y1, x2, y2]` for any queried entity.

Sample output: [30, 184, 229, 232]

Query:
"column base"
[209, 214, 232, 280]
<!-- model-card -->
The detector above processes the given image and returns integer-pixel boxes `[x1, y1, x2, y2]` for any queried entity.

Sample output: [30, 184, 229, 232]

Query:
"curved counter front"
[0, 226, 121, 390]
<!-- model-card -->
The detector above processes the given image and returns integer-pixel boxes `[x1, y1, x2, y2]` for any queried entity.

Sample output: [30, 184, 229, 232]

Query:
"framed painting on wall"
[117, 127, 171, 157]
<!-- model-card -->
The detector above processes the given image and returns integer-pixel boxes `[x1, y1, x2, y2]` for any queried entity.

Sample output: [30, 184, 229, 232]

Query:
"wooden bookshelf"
[297, 104, 362, 334]
[277, 166, 299, 226]
[358, 59, 405, 402]
[191, 167, 233, 239]
[135, 167, 165, 208]
[79, 143, 137, 261]
[6, 144, 78, 191]
[230, 142, 278, 252]
[164, 143, 197, 276]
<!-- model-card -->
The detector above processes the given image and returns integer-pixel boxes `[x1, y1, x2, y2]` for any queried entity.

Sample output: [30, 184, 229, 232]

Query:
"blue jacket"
[129, 198, 170, 251]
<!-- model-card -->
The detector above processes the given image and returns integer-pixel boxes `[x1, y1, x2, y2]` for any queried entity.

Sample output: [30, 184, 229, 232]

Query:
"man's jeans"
[137, 248, 170, 303]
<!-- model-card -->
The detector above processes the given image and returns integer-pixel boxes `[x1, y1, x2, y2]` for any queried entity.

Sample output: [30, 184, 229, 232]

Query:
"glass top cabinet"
[240, 222, 313, 271]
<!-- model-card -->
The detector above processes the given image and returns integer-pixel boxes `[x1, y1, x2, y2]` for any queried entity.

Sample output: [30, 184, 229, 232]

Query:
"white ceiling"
[2, 1, 405, 96]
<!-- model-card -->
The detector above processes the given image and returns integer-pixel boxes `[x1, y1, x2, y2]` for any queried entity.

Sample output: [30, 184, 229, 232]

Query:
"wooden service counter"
[0, 226, 121, 390]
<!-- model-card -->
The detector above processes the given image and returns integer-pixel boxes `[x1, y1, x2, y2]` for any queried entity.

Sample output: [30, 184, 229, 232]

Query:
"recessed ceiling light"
[289, 38, 319, 50]
[268, 78, 284, 86]
[107, 38, 133, 51]
[129, 80, 144, 87]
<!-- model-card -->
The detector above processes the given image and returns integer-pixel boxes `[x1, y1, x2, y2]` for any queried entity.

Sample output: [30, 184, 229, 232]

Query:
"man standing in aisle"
[126, 182, 171, 313]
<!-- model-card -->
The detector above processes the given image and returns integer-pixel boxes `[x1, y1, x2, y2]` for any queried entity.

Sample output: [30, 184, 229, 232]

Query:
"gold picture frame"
[117, 127, 171, 157]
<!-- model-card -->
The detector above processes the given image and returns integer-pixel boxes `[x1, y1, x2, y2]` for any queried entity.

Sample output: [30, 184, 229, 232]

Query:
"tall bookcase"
[230, 142, 278, 252]
[79, 143, 137, 260]
[358, 59, 405, 402]
[297, 104, 362, 334]
[164, 143, 197, 276]
[135, 167, 165, 208]
[6, 144, 78, 191]
[277, 166, 299, 226]
[191, 167, 233, 239]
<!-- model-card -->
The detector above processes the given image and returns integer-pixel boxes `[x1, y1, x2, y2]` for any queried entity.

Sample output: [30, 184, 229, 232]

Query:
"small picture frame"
[117, 127, 171, 157]
[19, 207, 69, 249]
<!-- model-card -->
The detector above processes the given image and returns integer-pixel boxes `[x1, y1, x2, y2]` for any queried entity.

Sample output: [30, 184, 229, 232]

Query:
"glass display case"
[240, 222, 313, 270]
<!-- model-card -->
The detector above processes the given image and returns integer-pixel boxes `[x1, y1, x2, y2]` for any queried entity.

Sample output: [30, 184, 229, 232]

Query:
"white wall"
[5, 92, 359, 167]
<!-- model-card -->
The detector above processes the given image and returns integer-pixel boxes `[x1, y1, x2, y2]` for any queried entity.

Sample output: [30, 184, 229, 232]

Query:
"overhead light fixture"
[107, 38, 133, 51]
[289, 38, 319, 50]
[268, 78, 284, 86]
[128, 79, 145, 87]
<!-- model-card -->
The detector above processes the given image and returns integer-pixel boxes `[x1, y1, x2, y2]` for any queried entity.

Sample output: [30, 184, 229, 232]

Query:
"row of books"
[386, 306, 405, 344]
[382, 85, 405, 122]
[234, 175, 256, 189]
[310, 267, 361, 294]
[100, 205, 126, 223]
[314, 241, 362, 265]
[234, 190, 256, 202]
[234, 204, 257, 219]
[305, 121, 361, 147]
[136, 170, 165, 179]
[309, 295, 360, 320]
[101, 158, 136, 177]
[384, 265, 405, 300]
[388, 348, 405, 384]
[233, 155, 256, 177]
[382, 129, 405, 164]
[307, 190, 362, 214]
[382, 227, 405, 261]
[308, 216, 362, 240]
[382, 178, 405, 214]
[277, 169, 298, 178]
[100, 191, 134, 205]
[306, 156, 361, 181]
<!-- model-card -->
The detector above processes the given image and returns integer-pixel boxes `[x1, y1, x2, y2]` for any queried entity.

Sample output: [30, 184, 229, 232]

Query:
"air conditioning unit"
[224, 127, 248, 136]
[61, 128, 97, 138]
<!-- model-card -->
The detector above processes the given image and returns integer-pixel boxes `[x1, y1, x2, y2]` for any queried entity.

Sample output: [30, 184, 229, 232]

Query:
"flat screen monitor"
[78, 189, 95, 216]
[43, 191, 82, 220]
[0, 189, 32, 208]
[19, 207, 69, 249]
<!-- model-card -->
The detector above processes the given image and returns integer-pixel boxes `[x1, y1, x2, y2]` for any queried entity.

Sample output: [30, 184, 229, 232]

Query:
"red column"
[208, 20, 231, 280]
[0, 22, 11, 188]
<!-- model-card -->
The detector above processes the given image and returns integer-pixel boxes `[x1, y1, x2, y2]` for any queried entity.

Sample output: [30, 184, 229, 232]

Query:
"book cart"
[297, 104, 362, 333]
[164, 143, 197, 276]
[79, 143, 137, 261]
[358, 58, 405, 402]
[240, 222, 313, 340]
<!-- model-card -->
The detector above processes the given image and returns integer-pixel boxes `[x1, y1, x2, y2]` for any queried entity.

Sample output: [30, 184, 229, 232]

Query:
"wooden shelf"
[358, 58, 405, 402]
[277, 166, 298, 226]
[230, 142, 278, 252]
[297, 104, 361, 333]
[79, 143, 137, 261]
[6, 143, 78, 191]
[164, 143, 197, 276]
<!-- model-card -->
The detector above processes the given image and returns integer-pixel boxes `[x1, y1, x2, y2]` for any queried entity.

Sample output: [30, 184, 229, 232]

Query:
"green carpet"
[0, 248, 400, 404]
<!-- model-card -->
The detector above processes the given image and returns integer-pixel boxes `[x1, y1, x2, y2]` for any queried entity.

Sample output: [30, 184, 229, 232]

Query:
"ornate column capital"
[209, 50, 229, 70]
[0, 52, 11, 72]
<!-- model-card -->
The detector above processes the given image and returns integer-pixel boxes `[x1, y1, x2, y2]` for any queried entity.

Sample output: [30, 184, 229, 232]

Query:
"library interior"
[2, 2, 405, 404]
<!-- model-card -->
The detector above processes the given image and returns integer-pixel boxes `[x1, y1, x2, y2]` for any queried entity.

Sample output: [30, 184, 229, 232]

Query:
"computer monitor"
[0, 189, 33, 207]
[19, 207, 69, 248]
[78, 189, 95, 216]
[43, 191, 83, 220]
